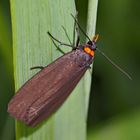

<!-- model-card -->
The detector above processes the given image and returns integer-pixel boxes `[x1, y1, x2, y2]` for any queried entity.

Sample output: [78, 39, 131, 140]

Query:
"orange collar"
[84, 47, 94, 57]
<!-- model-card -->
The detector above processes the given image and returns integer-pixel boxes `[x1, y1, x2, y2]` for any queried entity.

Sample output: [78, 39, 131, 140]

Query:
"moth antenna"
[71, 14, 91, 42]
[96, 48, 132, 80]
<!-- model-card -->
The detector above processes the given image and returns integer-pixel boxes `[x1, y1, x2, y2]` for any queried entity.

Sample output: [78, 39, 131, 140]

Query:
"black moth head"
[87, 41, 97, 50]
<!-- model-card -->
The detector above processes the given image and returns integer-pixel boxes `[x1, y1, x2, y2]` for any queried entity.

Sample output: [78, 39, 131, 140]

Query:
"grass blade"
[84, 0, 98, 117]
[10, 0, 87, 139]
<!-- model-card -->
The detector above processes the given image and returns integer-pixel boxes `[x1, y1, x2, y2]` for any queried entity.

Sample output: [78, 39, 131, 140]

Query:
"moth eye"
[87, 41, 92, 45]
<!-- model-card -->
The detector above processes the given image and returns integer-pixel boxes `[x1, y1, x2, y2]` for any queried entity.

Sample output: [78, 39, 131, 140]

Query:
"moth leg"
[51, 35, 65, 55]
[75, 15, 80, 47]
[61, 25, 72, 45]
[72, 13, 76, 48]
[47, 32, 74, 48]
[71, 13, 91, 42]
[72, 12, 80, 49]
[86, 64, 91, 69]
[84, 61, 91, 68]
[87, 59, 94, 75]
[75, 30, 80, 48]
[84, 63, 92, 76]
[88, 68, 92, 76]
[30, 66, 44, 70]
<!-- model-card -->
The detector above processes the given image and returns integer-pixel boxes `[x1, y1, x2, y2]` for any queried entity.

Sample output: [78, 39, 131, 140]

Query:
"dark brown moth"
[8, 14, 100, 126]
[8, 35, 98, 126]
[8, 15, 132, 127]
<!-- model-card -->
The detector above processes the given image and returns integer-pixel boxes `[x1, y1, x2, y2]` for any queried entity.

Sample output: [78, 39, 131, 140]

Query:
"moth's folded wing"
[25, 66, 87, 126]
[8, 51, 87, 126]
[8, 53, 69, 119]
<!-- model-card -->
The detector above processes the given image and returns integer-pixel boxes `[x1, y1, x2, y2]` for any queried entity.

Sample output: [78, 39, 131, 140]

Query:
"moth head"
[87, 34, 99, 51]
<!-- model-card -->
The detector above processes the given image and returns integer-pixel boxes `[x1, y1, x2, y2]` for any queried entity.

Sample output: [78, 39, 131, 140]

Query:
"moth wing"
[26, 66, 86, 126]
[8, 50, 88, 126]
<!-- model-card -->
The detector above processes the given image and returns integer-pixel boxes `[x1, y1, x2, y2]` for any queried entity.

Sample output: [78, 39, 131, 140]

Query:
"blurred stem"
[0, 5, 12, 74]
[85, 0, 98, 117]
[87, 0, 98, 37]
[0, 3, 14, 140]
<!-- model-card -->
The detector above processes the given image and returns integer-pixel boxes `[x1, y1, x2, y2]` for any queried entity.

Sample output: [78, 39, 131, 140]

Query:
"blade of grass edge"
[10, 0, 87, 140]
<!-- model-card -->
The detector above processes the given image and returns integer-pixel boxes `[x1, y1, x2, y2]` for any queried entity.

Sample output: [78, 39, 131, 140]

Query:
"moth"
[8, 14, 131, 127]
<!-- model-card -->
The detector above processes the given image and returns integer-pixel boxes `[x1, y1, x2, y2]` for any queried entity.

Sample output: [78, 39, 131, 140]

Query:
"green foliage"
[0, 2, 15, 140]
[88, 109, 140, 140]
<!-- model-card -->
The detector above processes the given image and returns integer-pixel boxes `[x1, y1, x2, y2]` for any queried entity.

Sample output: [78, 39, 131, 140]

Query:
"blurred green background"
[0, 0, 140, 140]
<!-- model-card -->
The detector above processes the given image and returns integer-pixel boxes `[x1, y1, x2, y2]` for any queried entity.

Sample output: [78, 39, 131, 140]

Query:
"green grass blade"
[10, 0, 87, 140]
[87, 0, 98, 38]
[84, 0, 98, 117]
